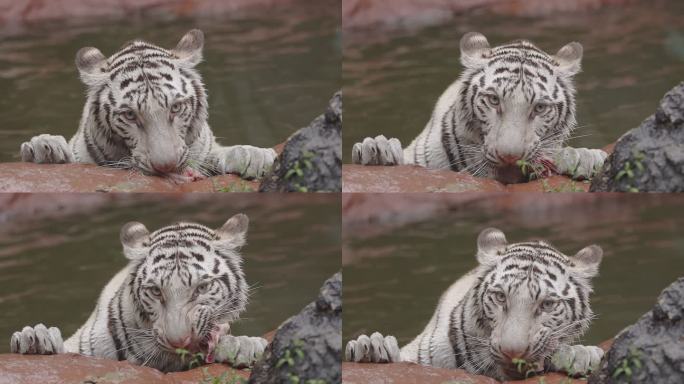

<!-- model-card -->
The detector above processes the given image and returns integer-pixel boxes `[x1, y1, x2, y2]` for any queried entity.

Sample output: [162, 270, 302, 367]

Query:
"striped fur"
[20, 30, 276, 181]
[346, 228, 604, 380]
[351, 32, 607, 183]
[11, 215, 267, 372]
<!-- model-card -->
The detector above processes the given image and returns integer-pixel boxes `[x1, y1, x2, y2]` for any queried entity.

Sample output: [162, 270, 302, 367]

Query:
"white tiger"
[19, 29, 276, 182]
[346, 228, 605, 381]
[351, 32, 607, 184]
[9, 214, 267, 372]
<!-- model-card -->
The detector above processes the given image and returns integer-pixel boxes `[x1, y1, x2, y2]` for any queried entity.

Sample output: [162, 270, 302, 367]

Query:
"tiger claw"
[352, 135, 404, 166]
[549, 344, 604, 377]
[10, 324, 64, 355]
[345, 332, 400, 363]
[20, 134, 74, 164]
[213, 335, 268, 368]
[554, 147, 607, 180]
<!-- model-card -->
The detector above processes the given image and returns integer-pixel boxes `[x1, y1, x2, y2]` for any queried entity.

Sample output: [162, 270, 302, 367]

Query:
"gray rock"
[588, 277, 684, 384]
[248, 272, 342, 384]
[259, 91, 342, 192]
[590, 82, 684, 192]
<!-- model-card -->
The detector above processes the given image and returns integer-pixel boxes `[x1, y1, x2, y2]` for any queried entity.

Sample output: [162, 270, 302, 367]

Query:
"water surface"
[0, 2, 340, 162]
[0, 194, 340, 353]
[343, 0, 684, 160]
[343, 195, 684, 346]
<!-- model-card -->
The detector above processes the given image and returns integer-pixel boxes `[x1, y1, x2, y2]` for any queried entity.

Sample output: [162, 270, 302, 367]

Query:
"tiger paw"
[549, 344, 604, 377]
[345, 332, 400, 363]
[10, 324, 64, 354]
[20, 134, 74, 164]
[219, 146, 276, 179]
[352, 135, 404, 166]
[214, 335, 268, 368]
[554, 147, 607, 180]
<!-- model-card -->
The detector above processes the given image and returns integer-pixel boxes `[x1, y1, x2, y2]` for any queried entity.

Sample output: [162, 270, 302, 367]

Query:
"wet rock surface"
[0, 353, 250, 384]
[0, 0, 298, 25]
[589, 277, 684, 384]
[343, 0, 632, 30]
[591, 82, 684, 192]
[0, 163, 260, 193]
[260, 91, 342, 192]
[342, 361, 598, 384]
[343, 165, 591, 193]
[248, 272, 342, 384]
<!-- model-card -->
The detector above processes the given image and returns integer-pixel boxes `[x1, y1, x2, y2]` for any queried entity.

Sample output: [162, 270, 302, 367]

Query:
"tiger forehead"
[490, 40, 553, 61]
[106, 42, 181, 84]
[502, 242, 571, 265]
[146, 223, 219, 248]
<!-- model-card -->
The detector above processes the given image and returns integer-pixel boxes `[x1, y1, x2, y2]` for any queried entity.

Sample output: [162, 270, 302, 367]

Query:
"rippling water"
[343, 0, 684, 160]
[343, 194, 684, 345]
[0, 194, 340, 353]
[0, 2, 340, 162]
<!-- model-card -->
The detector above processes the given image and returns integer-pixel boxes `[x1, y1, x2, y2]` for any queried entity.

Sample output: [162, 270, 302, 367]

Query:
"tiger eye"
[534, 103, 548, 114]
[170, 102, 182, 114]
[487, 94, 500, 106]
[123, 110, 137, 121]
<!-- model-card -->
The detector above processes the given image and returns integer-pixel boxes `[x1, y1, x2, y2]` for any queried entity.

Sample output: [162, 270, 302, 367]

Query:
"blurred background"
[0, 0, 340, 163]
[343, 0, 684, 161]
[342, 193, 684, 346]
[0, 193, 340, 352]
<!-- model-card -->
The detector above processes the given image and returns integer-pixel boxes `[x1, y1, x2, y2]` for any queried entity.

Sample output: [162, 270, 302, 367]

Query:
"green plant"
[615, 150, 646, 192]
[176, 347, 205, 370]
[612, 347, 643, 381]
[275, 339, 326, 384]
[284, 151, 316, 192]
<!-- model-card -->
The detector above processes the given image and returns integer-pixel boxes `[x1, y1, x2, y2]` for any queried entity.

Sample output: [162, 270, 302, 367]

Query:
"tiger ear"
[553, 42, 583, 77]
[476, 228, 508, 265]
[120, 222, 150, 260]
[571, 244, 603, 278]
[75, 47, 108, 87]
[460, 32, 492, 69]
[173, 29, 204, 67]
[215, 213, 249, 250]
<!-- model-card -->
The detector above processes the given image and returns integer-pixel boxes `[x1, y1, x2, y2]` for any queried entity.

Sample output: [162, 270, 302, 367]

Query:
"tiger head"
[119, 214, 249, 357]
[459, 32, 583, 184]
[75, 29, 208, 176]
[473, 228, 602, 379]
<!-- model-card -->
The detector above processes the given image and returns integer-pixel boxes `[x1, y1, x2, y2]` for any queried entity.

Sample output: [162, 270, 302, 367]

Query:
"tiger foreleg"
[548, 344, 604, 377]
[554, 147, 607, 180]
[351, 135, 404, 166]
[210, 145, 276, 179]
[213, 335, 268, 368]
[345, 332, 401, 363]
[9, 324, 65, 355]
[20, 134, 75, 164]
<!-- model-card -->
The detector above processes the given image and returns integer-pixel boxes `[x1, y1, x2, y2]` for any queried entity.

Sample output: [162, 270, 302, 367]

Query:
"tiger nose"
[151, 160, 178, 174]
[167, 335, 192, 349]
[496, 152, 522, 165]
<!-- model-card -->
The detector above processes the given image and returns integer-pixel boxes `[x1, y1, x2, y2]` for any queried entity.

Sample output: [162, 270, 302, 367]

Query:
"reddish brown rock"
[342, 164, 593, 193]
[342, 164, 507, 193]
[342, 362, 499, 384]
[0, 353, 250, 384]
[0, 163, 259, 193]
[0, 330, 280, 383]
[343, 0, 633, 29]
[0, 0, 301, 26]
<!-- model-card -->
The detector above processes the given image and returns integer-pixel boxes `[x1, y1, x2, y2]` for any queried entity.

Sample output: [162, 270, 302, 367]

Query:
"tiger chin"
[9, 214, 268, 373]
[19, 29, 276, 182]
[351, 32, 608, 184]
[345, 228, 605, 381]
